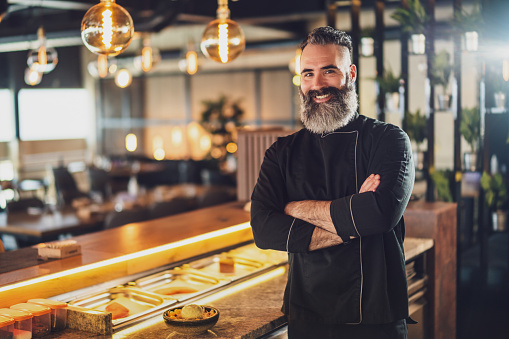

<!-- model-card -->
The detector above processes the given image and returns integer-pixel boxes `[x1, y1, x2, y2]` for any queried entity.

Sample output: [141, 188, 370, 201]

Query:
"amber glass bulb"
[81, 0, 134, 56]
[201, 2, 245, 64]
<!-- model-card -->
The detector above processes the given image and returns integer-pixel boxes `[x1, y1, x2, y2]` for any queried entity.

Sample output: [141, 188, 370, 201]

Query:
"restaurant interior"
[0, 0, 508, 338]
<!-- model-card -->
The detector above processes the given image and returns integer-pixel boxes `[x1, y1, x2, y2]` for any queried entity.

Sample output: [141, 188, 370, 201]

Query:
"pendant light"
[87, 55, 117, 78]
[24, 66, 42, 86]
[178, 41, 199, 75]
[134, 36, 160, 73]
[125, 133, 137, 152]
[27, 27, 58, 74]
[200, 0, 245, 64]
[115, 68, 132, 88]
[81, 0, 134, 56]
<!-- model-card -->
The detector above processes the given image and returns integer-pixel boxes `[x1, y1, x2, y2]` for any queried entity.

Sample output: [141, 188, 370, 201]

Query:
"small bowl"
[163, 306, 219, 335]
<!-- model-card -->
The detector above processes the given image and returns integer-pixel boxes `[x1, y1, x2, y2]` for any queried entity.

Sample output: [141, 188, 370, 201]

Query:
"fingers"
[359, 174, 380, 193]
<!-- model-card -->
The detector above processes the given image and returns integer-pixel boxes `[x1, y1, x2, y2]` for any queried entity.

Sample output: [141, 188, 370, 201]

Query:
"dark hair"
[300, 26, 353, 62]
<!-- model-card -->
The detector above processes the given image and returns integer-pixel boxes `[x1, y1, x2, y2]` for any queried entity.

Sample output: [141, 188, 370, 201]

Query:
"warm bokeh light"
[226, 142, 237, 153]
[171, 127, 184, 146]
[115, 69, 132, 88]
[211, 147, 223, 159]
[199, 135, 212, 152]
[186, 50, 198, 75]
[153, 148, 165, 160]
[292, 74, 301, 86]
[97, 54, 108, 78]
[141, 46, 153, 72]
[125, 133, 137, 152]
[24, 66, 42, 86]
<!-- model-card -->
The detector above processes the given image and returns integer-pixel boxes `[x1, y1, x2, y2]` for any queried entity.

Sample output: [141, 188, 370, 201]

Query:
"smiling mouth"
[313, 93, 332, 102]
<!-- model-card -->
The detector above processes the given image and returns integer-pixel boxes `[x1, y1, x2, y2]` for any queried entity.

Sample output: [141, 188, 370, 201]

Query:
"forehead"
[300, 44, 350, 69]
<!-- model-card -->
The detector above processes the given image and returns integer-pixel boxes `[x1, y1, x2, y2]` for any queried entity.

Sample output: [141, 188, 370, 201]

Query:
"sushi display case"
[64, 242, 288, 330]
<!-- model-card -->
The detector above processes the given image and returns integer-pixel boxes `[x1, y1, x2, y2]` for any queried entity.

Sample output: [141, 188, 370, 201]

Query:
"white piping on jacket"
[322, 129, 363, 324]
[286, 218, 296, 253]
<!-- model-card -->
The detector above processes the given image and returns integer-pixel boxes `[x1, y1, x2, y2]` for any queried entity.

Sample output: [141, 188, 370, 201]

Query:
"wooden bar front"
[405, 201, 457, 339]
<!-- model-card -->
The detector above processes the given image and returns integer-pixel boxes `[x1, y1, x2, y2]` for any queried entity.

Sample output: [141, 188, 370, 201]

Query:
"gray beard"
[299, 79, 358, 134]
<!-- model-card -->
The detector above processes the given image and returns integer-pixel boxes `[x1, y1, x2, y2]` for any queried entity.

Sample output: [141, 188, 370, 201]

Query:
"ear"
[349, 64, 357, 83]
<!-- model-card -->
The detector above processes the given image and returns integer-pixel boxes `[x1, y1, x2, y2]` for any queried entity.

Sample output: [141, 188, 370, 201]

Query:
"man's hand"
[359, 174, 380, 193]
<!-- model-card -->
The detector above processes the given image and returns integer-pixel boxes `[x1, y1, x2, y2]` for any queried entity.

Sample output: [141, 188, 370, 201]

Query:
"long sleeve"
[330, 127, 414, 241]
[250, 142, 315, 253]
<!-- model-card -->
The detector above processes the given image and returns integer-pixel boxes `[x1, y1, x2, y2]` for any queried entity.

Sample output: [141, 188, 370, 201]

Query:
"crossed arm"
[284, 174, 381, 251]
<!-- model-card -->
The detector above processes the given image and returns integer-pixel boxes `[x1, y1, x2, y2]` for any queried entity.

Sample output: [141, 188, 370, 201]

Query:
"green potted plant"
[453, 1, 483, 52]
[376, 68, 401, 112]
[460, 106, 480, 171]
[481, 171, 508, 231]
[391, 0, 428, 54]
[404, 109, 427, 171]
[430, 169, 453, 202]
[200, 95, 244, 171]
[432, 50, 453, 110]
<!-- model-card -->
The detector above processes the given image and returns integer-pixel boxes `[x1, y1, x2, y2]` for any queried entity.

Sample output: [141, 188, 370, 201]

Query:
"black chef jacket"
[250, 113, 415, 325]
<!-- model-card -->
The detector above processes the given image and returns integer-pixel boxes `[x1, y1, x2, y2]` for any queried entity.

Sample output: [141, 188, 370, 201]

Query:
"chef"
[250, 26, 415, 338]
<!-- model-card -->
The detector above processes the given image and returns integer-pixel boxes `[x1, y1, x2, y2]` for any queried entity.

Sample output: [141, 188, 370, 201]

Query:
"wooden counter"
[405, 200, 457, 339]
[25, 240, 434, 339]
[0, 201, 252, 307]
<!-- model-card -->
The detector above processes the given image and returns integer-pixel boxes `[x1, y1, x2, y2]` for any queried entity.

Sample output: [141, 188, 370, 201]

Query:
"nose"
[311, 73, 326, 90]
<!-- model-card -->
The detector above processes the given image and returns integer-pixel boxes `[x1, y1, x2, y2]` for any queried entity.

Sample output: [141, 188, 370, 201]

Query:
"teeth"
[315, 94, 330, 99]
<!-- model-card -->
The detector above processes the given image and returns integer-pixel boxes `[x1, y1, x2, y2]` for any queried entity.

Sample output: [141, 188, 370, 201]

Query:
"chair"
[52, 166, 89, 205]
[6, 197, 45, 213]
[103, 208, 149, 229]
[148, 197, 196, 220]
[88, 167, 112, 199]
[196, 187, 236, 209]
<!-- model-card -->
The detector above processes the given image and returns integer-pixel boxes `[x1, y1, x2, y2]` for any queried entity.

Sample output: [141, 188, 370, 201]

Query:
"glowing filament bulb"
[186, 50, 198, 75]
[503, 60, 509, 82]
[125, 133, 137, 152]
[218, 23, 229, 63]
[38, 45, 47, 67]
[141, 46, 153, 72]
[102, 9, 113, 49]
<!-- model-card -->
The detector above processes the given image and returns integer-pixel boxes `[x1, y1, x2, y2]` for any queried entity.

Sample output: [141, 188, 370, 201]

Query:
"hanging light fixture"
[24, 66, 42, 86]
[178, 41, 199, 75]
[87, 55, 117, 78]
[125, 133, 137, 152]
[115, 68, 132, 88]
[200, 0, 245, 64]
[81, 0, 134, 56]
[134, 35, 160, 72]
[27, 27, 58, 74]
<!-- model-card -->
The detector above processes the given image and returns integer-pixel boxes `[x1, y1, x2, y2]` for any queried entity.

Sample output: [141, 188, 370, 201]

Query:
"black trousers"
[287, 318, 408, 339]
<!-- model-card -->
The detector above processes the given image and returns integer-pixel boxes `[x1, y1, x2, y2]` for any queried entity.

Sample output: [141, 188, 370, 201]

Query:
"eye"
[302, 72, 313, 78]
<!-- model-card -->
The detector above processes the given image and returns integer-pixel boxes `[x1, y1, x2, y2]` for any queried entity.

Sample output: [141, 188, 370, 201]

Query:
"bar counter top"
[0, 201, 253, 307]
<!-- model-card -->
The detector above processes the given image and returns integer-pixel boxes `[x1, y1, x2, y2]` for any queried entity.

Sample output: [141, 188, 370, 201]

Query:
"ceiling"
[0, 0, 507, 66]
[0, 0, 337, 52]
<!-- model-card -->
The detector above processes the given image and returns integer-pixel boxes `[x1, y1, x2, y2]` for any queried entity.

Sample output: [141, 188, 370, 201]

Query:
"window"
[18, 89, 92, 141]
[0, 89, 15, 142]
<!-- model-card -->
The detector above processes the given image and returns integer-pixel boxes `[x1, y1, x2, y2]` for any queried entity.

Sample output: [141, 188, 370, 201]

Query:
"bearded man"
[250, 27, 415, 339]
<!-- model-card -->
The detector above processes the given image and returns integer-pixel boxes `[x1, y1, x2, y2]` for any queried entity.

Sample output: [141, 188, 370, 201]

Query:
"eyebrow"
[301, 64, 339, 74]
